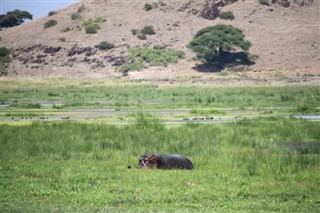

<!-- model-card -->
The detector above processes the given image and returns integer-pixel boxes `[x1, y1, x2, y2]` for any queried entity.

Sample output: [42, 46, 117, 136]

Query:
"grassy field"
[1, 79, 320, 212]
[1, 116, 320, 212]
[1, 78, 320, 124]
[1, 78, 320, 110]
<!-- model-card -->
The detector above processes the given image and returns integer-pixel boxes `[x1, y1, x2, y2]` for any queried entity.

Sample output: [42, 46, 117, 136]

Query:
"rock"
[293, 0, 313, 6]
[216, 0, 238, 7]
[104, 55, 117, 62]
[122, 70, 129, 77]
[17, 54, 33, 64]
[67, 45, 97, 56]
[201, 2, 219, 20]
[32, 58, 45, 64]
[43, 46, 61, 54]
[112, 58, 125, 66]
[273, 0, 291, 7]
[67, 46, 78, 56]
[85, 47, 97, 57]
[178, 1, 193, 12]
[36, 54, 47, 58]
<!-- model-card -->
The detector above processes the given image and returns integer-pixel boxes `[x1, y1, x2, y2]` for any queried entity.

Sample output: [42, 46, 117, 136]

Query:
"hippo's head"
[138, 154, 158, 169]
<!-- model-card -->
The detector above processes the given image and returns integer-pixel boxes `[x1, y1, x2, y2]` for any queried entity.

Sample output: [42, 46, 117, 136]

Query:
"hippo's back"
[156, 154, 194, 170]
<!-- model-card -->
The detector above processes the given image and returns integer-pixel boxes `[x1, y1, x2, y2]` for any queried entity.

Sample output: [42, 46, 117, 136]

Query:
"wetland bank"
[1, 78, 320, 212]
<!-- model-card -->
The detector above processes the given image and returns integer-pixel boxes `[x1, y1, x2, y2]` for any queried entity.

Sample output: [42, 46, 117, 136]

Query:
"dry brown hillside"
[1, 0, 319, 83]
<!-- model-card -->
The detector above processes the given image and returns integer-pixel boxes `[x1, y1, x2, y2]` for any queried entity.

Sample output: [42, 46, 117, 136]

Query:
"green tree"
[0, 47, 11, 76]
[187, 24, 252, 65]
[0, 9, 33, 29]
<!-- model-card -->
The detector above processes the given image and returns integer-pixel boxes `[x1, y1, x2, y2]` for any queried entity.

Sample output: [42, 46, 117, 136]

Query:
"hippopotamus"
[137, 154, 194, 170]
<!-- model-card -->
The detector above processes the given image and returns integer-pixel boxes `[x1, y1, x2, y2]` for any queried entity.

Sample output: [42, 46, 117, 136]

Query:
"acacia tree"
[187, 24, 252, 65]
[0, 9, 33, 29]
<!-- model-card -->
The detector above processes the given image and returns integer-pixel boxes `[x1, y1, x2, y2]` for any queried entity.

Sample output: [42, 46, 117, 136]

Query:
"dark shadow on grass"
[192, 51, 255, 73]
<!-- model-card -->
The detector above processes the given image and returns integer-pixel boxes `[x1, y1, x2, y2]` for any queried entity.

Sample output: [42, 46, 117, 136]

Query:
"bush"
[137, 34, 147, 40]
[85, 24, 100, 34]
[48, 11, 57, 16]
[95, 41, 115, 50]
[61, 27, 72, 32]
[119, 46, 185, 71]
[258, 0, 270, 5]
[119, 61, 144, 72]
[44, 19, 57, 28]
[0, 55, 11, 63]
[71, 13, 82, 20]
[94, 17, 106, 23]
[0, 64, 8, 76]
[0, 47, 11, 69]
[131, 29, 140, 35]
[83, 18, 105, 34]
[0, 47, 10, 57]
[141, 25, 156, 35]
[144, 3, 153, 11]
[219, 11, 235, 20]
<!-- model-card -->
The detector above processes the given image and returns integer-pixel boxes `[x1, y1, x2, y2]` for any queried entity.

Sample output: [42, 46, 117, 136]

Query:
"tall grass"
[1, 79, 319, 112]
[1, 117, 319, 211]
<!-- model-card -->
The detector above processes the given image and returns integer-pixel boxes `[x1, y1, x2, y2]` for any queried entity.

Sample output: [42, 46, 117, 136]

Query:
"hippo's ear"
[150, 155, 157, 162]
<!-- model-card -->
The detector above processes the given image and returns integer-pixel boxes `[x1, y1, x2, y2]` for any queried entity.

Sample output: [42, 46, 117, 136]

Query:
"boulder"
[201, 2, 220, 20]
[43, 46, 61, 54]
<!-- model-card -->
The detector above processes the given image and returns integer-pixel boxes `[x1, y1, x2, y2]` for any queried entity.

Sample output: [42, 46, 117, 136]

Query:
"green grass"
[1, 117, 320, 212]
[119, 45, 185, 72]
[1, 79, 320, 211]
[1, 79, 319, 114]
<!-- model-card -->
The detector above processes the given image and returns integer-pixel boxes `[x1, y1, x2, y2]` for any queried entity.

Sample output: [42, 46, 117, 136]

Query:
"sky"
[0, 0, 80, 20]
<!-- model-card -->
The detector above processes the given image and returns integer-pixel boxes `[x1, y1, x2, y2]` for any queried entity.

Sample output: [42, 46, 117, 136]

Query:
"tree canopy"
[0, 9, 33, 29]
[187, 24, 252, 65]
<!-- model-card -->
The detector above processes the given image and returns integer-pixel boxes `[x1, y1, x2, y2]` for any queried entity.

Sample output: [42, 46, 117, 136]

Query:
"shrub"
[0, 64, 8, 76]
[61, 27, 72, 32]
[95, 41, 115, 50]
[131, 29, 140, 35]
[119, 46, 185, 71]
[0, 46, 11, 76]
[48, 11, 57, 16]
[0, 55, 11, 63]
[71, 13, 82, 20]
[144, 3, 153, 11]
[94, 17, 106, 23]
[141, 25, 156, 35]
[219, 11, 235, 20]
[119, 61, 144, 72]
[0, 47, 10, 57]
[258, 0, 270, 5]
[44, 19, 57, 28]
[137, 34, 147, 40]
[83, 18, 105, 34]
[85, 24, 100, 34]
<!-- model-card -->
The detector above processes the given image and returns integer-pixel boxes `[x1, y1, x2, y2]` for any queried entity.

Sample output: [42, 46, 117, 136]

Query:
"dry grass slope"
[0, 0, 319, 83]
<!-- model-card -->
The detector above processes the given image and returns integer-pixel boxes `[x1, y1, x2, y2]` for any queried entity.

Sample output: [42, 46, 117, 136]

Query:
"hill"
[0, 0, 319, 84]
